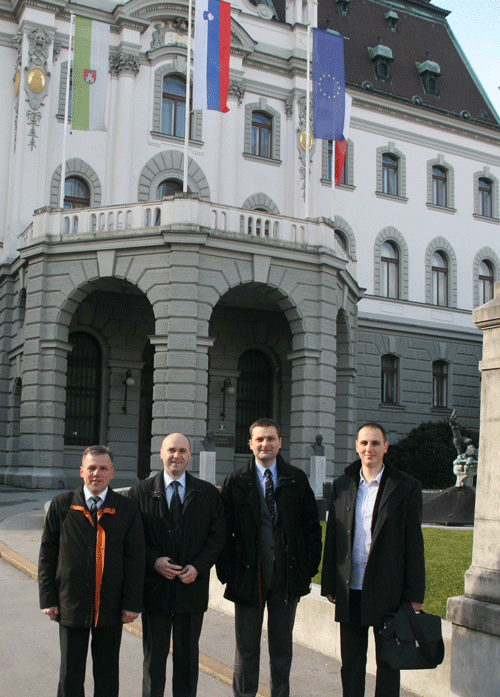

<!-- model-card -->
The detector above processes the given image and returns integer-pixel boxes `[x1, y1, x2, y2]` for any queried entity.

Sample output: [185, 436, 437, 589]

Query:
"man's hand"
[154, 557, 183, 580]
[411, 601, 422, 612]
[178, 565, 198, 584]
[42, 606, 59, 621]
[326, 594, 335, 604]
[122, 610, 139, 624]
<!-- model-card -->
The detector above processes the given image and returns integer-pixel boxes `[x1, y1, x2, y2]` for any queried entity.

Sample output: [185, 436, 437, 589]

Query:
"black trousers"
[57, 623, 123, 697]
[340, 590, 400, 697]
[141, 610, 204, 697]
[233, 585, 298, 697]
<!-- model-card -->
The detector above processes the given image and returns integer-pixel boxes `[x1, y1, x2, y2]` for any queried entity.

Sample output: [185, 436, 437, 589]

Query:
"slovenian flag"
[193, 0, 230, 113]
[72, 16, 110, 131]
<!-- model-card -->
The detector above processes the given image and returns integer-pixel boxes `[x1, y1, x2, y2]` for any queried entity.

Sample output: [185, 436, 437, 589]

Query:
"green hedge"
[387, 420, 479, 489]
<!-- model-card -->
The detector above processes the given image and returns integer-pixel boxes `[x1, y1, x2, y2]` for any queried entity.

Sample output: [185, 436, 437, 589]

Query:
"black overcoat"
[321, 460, 425, 627]
[216, 454, 322, 607]
[128, 470, 226, 614]
[38, 487, 145, 627]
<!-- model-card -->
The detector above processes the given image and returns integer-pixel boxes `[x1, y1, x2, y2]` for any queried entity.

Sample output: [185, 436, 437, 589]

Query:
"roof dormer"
[369, 39, 394, 83]
[418, 54, 441, 97]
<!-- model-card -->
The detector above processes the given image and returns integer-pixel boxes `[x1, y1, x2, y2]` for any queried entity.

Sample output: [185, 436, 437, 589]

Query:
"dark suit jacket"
[217, 454, 322, 607]
[321, 460, 425, 627]
[38, 487, 145, 627]
[129, 470, 225, 614]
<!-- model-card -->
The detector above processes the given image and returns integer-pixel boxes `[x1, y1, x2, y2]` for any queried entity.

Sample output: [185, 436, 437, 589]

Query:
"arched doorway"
[235, 349, 274, 453]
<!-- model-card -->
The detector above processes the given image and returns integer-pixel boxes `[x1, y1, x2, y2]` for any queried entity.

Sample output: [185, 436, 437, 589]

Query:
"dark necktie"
[89, 496, 101, 526]
[264, 469, 276, 522]
[170, 481, 182, 543]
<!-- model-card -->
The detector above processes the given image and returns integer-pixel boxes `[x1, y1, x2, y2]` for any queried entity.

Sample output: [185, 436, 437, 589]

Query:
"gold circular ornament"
[14, 71, 20, 97]
[299, 129, 314, 150]
[27, 67, 46, 93]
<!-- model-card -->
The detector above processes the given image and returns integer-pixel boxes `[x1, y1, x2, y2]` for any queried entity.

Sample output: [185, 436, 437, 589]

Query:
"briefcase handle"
[401, 601, 435, 666]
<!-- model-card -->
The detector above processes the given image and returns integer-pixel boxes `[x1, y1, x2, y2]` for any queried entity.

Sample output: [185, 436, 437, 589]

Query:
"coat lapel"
[370, 464, 406, 545]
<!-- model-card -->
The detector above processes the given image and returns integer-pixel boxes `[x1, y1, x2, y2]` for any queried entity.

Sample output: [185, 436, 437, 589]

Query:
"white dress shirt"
[164, 472, 186, 506]
[349, 465, 385, 590]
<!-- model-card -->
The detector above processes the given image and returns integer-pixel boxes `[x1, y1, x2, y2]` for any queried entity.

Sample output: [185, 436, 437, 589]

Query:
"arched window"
[432, 166, 447, 207]
[235, 349, 273, 453]
[251, 111, 272, 158]
[382, 154, 398, 195]
[335, 229, 348, 251]
[156, 179, 184, 199]
[381, 241, 399, 298]
[432, 360, 448, 408]
[381, 354, 398, 404]
[65, 332, 102, 445]
[162, 76, 186, 138]
[478, 178, 493, 217]
[479, 260, 494, 304]
[64, 177, 90, 209]
[432, 251, 448, 306]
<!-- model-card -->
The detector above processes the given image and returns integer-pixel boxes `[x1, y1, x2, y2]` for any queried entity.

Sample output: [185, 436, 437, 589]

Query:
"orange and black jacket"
[38, 486, 145, 628]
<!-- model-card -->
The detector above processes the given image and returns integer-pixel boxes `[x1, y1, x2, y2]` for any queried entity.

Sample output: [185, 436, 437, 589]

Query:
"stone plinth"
[199, 451, 216, 485]
[309, 456, 326, 498]
[446, 282, 500, 696]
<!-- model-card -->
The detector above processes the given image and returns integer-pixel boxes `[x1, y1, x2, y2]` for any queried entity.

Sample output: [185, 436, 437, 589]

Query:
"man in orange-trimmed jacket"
[38, 445, 145, 697]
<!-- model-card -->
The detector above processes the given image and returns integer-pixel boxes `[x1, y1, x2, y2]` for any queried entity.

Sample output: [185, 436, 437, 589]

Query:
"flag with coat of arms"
[72, 16, 110, 131]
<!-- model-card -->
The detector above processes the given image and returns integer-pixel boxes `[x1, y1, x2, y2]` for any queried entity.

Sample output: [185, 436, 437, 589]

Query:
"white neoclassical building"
[0, 0, 499, 488]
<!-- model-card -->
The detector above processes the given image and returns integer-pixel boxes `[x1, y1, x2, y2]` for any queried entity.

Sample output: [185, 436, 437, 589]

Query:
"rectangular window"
[433, 361, 448, 408]
[381, 355, 398, 404]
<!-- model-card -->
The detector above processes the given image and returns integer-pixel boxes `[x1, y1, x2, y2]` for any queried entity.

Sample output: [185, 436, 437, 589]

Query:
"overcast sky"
[441, 0, 500, 115]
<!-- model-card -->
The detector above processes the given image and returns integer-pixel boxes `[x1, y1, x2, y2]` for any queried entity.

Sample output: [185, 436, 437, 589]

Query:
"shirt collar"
[359, 463, 385, 487]
[164, 472, 186, 491]
[255, 460, 277, 478]
[83, 485, 108, 504]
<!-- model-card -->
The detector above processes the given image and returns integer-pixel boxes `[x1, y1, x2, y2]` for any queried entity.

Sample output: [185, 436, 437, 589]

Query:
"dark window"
[156, 179, 184, 199]
[479, 260, 494, 304]
[432, 166, 447, 207]
[162, 76, 186, 138]
[382, 154, 398, 195]
[381, 241, 399, 298]
[479, 178, 492, 217]
[432, 360, 448, 407]
[251, 111, 272, 158]
[381, 354, 398, 404]
[335, 229, 347, 251]
[432, 251, 448, 306]
[65, 332, 101, 445]
[235, 349, 273, 453]
[64, 177, 90, 209]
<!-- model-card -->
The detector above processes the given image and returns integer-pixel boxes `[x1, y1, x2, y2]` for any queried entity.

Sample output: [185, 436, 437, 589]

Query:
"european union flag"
[312, 29, 345, 141]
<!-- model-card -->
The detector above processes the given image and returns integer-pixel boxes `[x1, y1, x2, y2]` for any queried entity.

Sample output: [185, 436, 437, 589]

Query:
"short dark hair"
[357, 422, 387, 441]
[249, 418, 281, 438]
[82, 445, 114, 463]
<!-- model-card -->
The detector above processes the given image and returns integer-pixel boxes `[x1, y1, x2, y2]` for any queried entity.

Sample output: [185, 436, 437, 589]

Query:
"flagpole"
[305, 22, 311, 220]
[59, 13, 75, 208]
[331, 140, 335, 224]
[183, 0, 193, 193]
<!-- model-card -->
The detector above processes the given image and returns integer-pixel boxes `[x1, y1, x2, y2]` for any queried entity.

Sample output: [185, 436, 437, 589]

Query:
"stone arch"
[138, 150, 210, 201]
[242, 193, 280, 214]
[50, 158, 102, 208]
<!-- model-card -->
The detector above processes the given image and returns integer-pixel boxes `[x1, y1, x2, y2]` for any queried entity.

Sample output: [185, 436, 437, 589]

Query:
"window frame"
[244, 100, 281, 162]
[376, 144, 406, 199]
[431, 251, 449, 307]
[380, 241, 400, 299]
[381, 354, 399, 405]
[322, 138, 354, 187]
[152, 61, 202, 142]
[432, 360, 448, 408]
[473, 169, 499, 220]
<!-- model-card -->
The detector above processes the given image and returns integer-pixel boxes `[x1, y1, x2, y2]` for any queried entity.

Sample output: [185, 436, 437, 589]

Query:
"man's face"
[160, 433, 192, 479]
[80, 454, 115, 495]
[249, 426, 282, 467]
[355, 426, 388, 473]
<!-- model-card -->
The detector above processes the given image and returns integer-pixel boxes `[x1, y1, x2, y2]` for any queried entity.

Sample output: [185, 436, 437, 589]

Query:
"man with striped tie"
[217, 418, 322, 697]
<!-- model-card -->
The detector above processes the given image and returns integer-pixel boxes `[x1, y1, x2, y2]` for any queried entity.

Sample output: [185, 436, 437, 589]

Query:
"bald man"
[129, 434, 225, 697]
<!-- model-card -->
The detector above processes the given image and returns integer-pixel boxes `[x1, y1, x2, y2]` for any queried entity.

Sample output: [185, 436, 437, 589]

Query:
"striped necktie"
[264, 469, 276, 521]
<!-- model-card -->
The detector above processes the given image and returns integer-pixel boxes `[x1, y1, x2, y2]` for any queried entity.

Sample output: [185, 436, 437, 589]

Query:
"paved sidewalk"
[0, 486, 417, 697]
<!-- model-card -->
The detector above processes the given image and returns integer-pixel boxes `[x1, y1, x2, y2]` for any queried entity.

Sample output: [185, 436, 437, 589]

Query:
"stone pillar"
[199, 451, 216, 485]
[446, 283, 500, 696]
[309, 455, 326, 498]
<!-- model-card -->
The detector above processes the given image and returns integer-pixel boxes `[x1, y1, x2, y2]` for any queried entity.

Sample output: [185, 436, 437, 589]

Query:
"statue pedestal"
[446, 285, 500, 696]
[310, 456, 326, 498]
[199, 451, 216, 485]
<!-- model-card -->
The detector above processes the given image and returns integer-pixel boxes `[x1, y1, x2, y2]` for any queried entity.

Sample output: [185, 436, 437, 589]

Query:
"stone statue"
[448, 409, 472, 456]
[311, 434, 325, 456]
[453, 443, 478, 488]
[151, 23, 166, 50]
[200, 432, 216, 452]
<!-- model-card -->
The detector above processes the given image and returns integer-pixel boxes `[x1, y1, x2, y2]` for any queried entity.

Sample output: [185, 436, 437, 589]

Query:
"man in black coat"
[128, 433, 225, 697]
[217, 418, 322, 697]
[321, 422, 425, 697]
[38, 445, 145, 697]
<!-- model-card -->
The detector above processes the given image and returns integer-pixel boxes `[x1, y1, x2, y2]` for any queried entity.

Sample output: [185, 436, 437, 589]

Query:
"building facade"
[0, 0, 498, 488]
